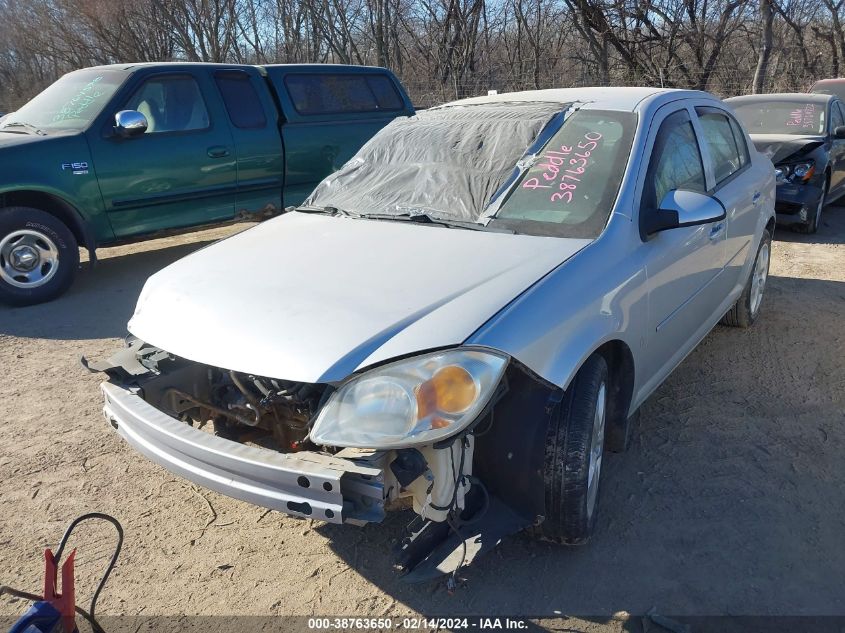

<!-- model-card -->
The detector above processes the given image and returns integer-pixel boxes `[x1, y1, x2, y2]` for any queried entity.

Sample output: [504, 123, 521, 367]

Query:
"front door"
[90, 71, 237, 238]
[828, 101, 845, 196]
[638, 105, 728, 390]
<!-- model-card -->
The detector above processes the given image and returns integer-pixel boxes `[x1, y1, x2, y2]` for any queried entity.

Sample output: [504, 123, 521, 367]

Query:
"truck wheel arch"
[0, 190, 96, 262]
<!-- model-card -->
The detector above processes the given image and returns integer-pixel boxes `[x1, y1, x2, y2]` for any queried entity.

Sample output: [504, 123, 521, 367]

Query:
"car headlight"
[310, 348, 508, 448]
[775, 160, 815, 184]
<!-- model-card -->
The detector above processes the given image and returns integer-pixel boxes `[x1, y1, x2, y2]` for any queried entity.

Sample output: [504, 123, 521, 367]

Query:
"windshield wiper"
[360, 212, 513, 233]
[295, 205, 359, 217]
[0, 121, 47, 136]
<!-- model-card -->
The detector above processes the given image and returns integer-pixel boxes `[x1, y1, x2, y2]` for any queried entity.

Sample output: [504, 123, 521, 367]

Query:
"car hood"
[129, 211, 591, 383]
[748, 133, 826, 164]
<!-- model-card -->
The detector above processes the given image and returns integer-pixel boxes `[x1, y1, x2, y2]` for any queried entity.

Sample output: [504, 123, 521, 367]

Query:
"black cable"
[54, 512, 124, 633]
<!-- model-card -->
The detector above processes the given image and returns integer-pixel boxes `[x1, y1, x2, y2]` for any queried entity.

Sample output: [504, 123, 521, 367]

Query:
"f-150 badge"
[61, 161, 89, 175]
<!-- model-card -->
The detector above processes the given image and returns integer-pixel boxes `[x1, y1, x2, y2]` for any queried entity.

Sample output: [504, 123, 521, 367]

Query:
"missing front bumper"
[101, 382, 386, 525]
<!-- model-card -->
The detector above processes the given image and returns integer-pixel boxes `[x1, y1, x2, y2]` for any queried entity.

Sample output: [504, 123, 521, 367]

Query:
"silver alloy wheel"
[586, 382, 607, 519]
[0, 229, 60, 289]
[749, 241, 770, 317]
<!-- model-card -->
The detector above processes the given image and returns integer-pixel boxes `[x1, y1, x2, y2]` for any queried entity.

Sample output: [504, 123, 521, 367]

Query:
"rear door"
[91, 68, 237, 237]
[638, 103, 728, 385]
[266, 67, 412, 206]
[213, 69, 284, 217]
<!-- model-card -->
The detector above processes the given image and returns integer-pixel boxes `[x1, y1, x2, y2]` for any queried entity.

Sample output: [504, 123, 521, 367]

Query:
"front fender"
[467, 219, 647, 396]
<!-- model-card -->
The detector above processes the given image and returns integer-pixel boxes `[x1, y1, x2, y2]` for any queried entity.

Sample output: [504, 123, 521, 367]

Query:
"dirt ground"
[1, 206, 844, 631]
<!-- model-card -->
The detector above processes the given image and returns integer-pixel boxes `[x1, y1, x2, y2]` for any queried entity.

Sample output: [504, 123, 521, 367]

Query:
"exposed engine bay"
[88, 338, 557, 579]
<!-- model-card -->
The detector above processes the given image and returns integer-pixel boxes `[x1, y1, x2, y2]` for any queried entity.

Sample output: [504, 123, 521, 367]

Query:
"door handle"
[752, 191, 761, 205]
[207, 146, 230, 158]
[709, 222, 725, 239]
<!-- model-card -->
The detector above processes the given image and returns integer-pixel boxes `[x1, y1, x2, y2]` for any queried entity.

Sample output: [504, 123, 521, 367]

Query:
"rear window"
[731, 100, 826, 135]
[215, 71, 266, 129]
[284, 73, 403, 115]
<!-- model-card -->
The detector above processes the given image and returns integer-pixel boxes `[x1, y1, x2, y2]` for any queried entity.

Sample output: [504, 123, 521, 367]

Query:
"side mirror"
[644, 190, 726, 237]
[114, 110, 147, 138]
[834, 125, 845, 139]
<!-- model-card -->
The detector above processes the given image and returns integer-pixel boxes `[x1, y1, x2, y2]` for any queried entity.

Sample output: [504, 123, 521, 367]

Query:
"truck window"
[0, 69, 126, 132]
[284, 74, 403, 115]
[214, 71, 267, 129]
[124, 75, 209, 134]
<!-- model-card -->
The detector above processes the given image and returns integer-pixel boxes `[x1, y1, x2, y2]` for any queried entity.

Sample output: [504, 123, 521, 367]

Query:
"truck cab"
[0, 63, 413, 305]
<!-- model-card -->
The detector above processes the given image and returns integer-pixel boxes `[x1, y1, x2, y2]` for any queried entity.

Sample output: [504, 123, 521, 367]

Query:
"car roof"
[726, 92, 835, 104]
[442, 87, 714, 113]
[74, 62, 389, 73]
[812, 78, 845, 86]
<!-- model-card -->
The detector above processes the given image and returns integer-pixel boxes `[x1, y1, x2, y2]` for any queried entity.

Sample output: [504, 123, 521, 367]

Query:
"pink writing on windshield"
[786, 104, 816, 128]
[522, 131, 603, 203]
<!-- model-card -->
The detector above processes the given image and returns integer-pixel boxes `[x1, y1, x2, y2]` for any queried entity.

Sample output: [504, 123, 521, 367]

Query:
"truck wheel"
[720, 228, 771, 328]
[0, 207, 78, 306]
[538, 353, 608, 545]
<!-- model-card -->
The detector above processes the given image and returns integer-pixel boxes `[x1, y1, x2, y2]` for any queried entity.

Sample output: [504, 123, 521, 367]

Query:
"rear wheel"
[538, 354, 608, 544]
[721, 228, 771, 328]
[0, 207, 78, 306]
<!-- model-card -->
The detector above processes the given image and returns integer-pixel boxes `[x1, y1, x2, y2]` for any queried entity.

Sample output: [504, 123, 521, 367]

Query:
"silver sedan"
[94, 87, 775, 579]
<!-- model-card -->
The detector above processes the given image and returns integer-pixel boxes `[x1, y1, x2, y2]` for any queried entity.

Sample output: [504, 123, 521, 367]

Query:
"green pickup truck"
[0, 63, 414, 305]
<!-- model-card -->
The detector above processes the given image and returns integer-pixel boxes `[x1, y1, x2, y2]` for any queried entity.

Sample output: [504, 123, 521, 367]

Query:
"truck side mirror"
[114, 110, 148, 138]
[834, 125, 845, 139]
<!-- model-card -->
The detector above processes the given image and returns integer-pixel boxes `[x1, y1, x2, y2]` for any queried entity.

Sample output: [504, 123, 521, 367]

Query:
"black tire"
[538, 354, 609, 545]
[794, 176, 827, 234]
[0, 207, 78, 306]
[721, 228, 771, 328]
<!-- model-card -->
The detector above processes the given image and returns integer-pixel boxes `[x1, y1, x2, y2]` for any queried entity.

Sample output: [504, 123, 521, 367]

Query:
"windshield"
[304, 101, 567, 225]
[730, 100, 826, 135]
[0, 69, 126, 133]
[488, 109, 636, 238]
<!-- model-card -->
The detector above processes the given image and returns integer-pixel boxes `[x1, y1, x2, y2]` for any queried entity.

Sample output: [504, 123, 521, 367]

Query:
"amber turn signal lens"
[415, 364, 479, 420]
[431, 365, 477, 414]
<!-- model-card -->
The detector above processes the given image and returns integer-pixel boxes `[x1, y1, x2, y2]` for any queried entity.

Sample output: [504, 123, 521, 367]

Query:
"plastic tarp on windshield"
[304, 101, 568, 222]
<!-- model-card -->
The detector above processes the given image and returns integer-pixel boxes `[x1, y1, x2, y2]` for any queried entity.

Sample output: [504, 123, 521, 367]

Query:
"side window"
[728, 116, 750, 167]
[125, 75, 209, 134]
[214, 71, 267, 129]
[829, 102, 845, 134]
[643, 110, 706, 210]
[696, 109, 743, 186]
[284, 74, 403, 115]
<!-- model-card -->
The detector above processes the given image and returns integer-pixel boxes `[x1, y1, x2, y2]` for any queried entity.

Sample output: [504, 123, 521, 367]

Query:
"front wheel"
[538, 354, 609, 544]
[721, 228, 771, 328]
[0, 207, 79, 306]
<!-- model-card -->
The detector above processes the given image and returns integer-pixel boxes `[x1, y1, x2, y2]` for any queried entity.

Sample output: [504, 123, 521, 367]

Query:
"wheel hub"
[0, 229, 60, 289]
[10, 244, 39, 271]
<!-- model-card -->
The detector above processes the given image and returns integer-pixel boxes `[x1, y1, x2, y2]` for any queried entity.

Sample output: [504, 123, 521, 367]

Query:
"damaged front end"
[754, 137, 827, 226]
[87, 339, 558, 579]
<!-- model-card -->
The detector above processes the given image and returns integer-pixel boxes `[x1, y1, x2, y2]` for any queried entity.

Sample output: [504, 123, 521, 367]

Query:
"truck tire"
[538, 353, 609, 545]
[0, 207, 79, 306]
[720, 228, 771, 328]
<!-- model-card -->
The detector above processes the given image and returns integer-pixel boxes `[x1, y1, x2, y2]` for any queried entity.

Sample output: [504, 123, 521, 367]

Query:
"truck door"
[90, 70, 237, 238]
[213, 69, 284, 218]
[266, 67, 412, 207]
